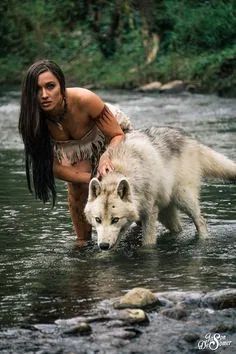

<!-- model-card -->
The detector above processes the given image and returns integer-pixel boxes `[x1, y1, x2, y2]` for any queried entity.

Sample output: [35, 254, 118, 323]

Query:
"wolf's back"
[144, 126, 236, 183]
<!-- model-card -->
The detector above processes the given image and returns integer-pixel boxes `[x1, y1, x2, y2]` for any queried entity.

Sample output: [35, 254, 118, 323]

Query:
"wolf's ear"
[88, 178, 101, 200]
[117, 178, 131, 201]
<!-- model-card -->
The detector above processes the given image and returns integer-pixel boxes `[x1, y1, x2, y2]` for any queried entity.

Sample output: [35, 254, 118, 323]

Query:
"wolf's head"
[84, 176, 139, 250]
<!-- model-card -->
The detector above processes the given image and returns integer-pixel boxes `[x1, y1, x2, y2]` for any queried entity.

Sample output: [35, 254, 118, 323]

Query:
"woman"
[19, 59, 130, 246]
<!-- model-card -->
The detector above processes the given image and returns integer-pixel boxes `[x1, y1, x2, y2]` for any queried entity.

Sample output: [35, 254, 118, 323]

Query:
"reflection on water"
[0, 91, 235, 327]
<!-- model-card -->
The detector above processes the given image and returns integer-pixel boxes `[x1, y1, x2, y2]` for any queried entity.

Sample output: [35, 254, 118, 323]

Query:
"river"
[0, 90, 235, 353]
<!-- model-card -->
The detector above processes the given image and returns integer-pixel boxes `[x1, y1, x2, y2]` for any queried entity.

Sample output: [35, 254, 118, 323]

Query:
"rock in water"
[136, 81, 162, 92]
[63, 322, 92, 336]
[115, 287, 160, 309]
[160, 305, 188, 320]
[117, 309, 149, 324]
[203, 289, 236, 309]
[159, 80, 186, 93]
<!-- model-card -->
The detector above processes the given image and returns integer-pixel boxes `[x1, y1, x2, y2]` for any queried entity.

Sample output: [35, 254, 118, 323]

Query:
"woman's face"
[37, 71, 63, 113]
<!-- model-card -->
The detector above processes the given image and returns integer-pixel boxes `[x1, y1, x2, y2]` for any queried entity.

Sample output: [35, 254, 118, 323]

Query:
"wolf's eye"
[111, 217, 119, 224]
[95, 217, 101, 223]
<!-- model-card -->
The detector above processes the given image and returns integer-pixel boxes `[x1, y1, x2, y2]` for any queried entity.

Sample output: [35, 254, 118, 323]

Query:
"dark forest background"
[1, 0, 235, 95]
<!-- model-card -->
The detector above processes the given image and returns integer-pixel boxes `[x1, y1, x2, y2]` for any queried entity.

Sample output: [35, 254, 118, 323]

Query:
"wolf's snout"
[99, 242, 110, 250]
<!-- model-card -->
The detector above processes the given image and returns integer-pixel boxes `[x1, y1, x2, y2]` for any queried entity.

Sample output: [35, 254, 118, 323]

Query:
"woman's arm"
[97, 135, 124, 176]
[81, 90, 125, 176]
[95, 106, 124, 177]
[53, 159, 91, 184]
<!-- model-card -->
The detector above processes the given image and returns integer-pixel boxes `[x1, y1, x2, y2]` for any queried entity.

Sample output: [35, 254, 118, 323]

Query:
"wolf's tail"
[199, 144, 236, 183]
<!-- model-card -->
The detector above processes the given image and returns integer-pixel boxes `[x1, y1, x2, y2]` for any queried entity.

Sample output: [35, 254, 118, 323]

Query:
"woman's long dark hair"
[18, 59, 66, 206]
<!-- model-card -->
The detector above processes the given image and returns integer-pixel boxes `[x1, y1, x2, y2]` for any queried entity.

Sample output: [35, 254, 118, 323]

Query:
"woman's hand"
[97, 153, 114, 178]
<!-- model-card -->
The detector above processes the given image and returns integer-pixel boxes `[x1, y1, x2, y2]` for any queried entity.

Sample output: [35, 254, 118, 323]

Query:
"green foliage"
[165, 0, 236, 52]
[0, 0, 235, 95]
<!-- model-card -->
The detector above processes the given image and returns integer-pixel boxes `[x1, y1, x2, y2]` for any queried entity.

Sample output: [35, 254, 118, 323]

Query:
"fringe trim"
[54, 128, 105, 166]
[53, 103, 132, 166]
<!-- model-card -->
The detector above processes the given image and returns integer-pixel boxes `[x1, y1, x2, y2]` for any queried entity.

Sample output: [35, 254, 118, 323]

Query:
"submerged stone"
[115, 287, 160, 309]
[212, 322, 236, 333]
[160, 305, 188, 320]
[111, 327, 141, 339]
[156, 291, 203, 306]
[203, 289, 236, 309]
[63, 321, 92, 336]
[183, 332, 200, 343]
[116, 309, 149, 324]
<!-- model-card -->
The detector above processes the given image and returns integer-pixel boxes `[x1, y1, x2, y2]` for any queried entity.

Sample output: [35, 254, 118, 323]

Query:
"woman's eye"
[47, 83, 55, 89]
[95, 217, 101, 224]
[111, 217, 119, 224]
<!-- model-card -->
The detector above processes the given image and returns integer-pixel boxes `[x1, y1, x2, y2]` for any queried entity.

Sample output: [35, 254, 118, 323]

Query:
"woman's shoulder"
[66, 87, 96, 99]
[66, 87, 100, 107]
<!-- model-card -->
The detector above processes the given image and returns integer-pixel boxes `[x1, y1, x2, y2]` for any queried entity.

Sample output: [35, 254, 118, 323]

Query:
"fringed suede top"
[53, 103, 132, 167]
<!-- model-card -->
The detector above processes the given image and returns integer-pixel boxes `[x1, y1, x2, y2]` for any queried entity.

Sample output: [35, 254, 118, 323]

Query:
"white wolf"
[84, 127, 236, 250]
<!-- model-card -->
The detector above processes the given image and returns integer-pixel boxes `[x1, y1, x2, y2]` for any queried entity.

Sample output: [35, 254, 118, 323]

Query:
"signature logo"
[198, 333, 232, 351]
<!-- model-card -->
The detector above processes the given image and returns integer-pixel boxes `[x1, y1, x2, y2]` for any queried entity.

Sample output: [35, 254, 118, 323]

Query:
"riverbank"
[1, 47, 236, 98]
[63, 47, 236, 98]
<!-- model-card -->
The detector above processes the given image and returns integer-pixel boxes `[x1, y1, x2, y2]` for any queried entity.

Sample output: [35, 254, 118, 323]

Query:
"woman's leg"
[67, 161, 92, 245]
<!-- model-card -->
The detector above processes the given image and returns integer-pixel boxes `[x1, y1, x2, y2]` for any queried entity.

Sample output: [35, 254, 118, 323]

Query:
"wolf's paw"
[198, 229, 209, 238]
[142, 243, 156, 248]
[142, 237, 157, 247]
[169, 225, 183, 234]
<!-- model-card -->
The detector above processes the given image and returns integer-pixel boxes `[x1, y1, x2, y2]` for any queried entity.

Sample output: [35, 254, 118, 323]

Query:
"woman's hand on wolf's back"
[97, 153, 114, 178]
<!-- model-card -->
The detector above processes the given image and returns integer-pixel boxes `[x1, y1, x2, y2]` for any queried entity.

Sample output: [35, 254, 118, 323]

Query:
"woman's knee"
[67, 160, 91, 203]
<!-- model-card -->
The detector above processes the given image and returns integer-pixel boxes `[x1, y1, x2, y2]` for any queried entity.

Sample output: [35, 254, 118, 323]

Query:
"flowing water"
[0, 90, 235, 352]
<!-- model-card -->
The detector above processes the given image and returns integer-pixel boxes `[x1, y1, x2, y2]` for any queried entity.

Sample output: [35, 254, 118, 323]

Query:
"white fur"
[84, 128, 236, 249]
